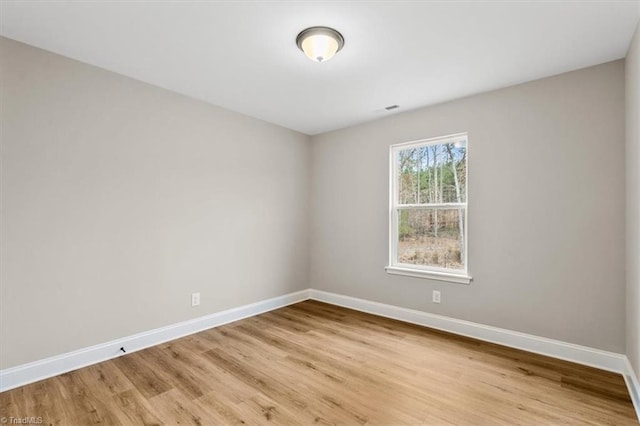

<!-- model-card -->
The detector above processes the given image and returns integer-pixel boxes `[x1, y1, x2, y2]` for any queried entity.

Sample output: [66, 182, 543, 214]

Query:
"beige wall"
[1, 34, 632, 370]
[0, 37, 310, 369]
[627, 21, 640, 377]
[310, 60, 626, 352]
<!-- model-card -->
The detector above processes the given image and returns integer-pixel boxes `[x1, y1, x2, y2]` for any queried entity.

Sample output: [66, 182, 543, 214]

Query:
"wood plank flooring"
[1, 300, 637, 425]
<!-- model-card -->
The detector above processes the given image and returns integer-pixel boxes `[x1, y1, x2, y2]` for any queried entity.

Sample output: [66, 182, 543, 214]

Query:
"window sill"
[385, 266, 472, 284]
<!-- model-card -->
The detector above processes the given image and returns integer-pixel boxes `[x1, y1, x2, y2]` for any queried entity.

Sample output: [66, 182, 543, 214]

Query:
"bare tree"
[431, 145, 439, 238]
[445, 143, 464, 264]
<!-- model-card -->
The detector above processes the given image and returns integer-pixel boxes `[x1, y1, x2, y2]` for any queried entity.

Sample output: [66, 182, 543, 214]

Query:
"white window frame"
[385, 133, 472, 284]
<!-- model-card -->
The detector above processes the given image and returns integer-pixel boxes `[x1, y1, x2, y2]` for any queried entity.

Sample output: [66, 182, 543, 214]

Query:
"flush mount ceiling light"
[296, 26, 345, 63]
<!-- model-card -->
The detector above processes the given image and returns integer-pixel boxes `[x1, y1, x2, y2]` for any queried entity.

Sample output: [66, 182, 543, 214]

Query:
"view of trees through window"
[395, 139, 467, 271]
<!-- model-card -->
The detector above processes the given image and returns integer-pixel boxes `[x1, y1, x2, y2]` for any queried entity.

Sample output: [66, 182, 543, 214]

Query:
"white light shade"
[301, 34, 339, 63]
[296, 27, 344, 63]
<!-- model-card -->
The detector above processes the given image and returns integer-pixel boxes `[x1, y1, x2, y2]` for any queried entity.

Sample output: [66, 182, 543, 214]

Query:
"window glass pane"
[397, 148, 418, 204]
[396, 141, 466, 204]
[397, 208, 465, 270]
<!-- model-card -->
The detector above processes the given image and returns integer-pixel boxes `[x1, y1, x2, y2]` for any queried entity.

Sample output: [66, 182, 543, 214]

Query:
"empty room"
[1, 0, 640, 424]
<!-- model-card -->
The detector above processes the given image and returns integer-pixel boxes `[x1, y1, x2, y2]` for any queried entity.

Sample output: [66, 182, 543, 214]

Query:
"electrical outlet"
[191, 292, 201, 307]
[432, 290, 441, 304]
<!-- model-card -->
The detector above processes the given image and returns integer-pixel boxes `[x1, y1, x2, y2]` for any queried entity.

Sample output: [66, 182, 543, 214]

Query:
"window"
[386, 133, 471, 284]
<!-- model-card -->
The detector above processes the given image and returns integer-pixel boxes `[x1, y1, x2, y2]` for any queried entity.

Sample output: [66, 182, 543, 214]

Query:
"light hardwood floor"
[1, 300, 637, 425]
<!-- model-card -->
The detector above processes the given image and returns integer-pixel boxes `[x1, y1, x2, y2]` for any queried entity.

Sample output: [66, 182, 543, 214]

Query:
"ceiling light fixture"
[296, 26, 344, 63]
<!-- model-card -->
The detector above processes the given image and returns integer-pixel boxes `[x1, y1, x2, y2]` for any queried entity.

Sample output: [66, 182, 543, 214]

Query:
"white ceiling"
[1, 1, 639, 135]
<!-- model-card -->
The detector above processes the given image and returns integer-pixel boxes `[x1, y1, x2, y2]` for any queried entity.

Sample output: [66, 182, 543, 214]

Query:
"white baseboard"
[2, 286, 637, 422]
[623, 357, 640, 420]
[0, 289, 310, 393]
[309, 289, 627, 374]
